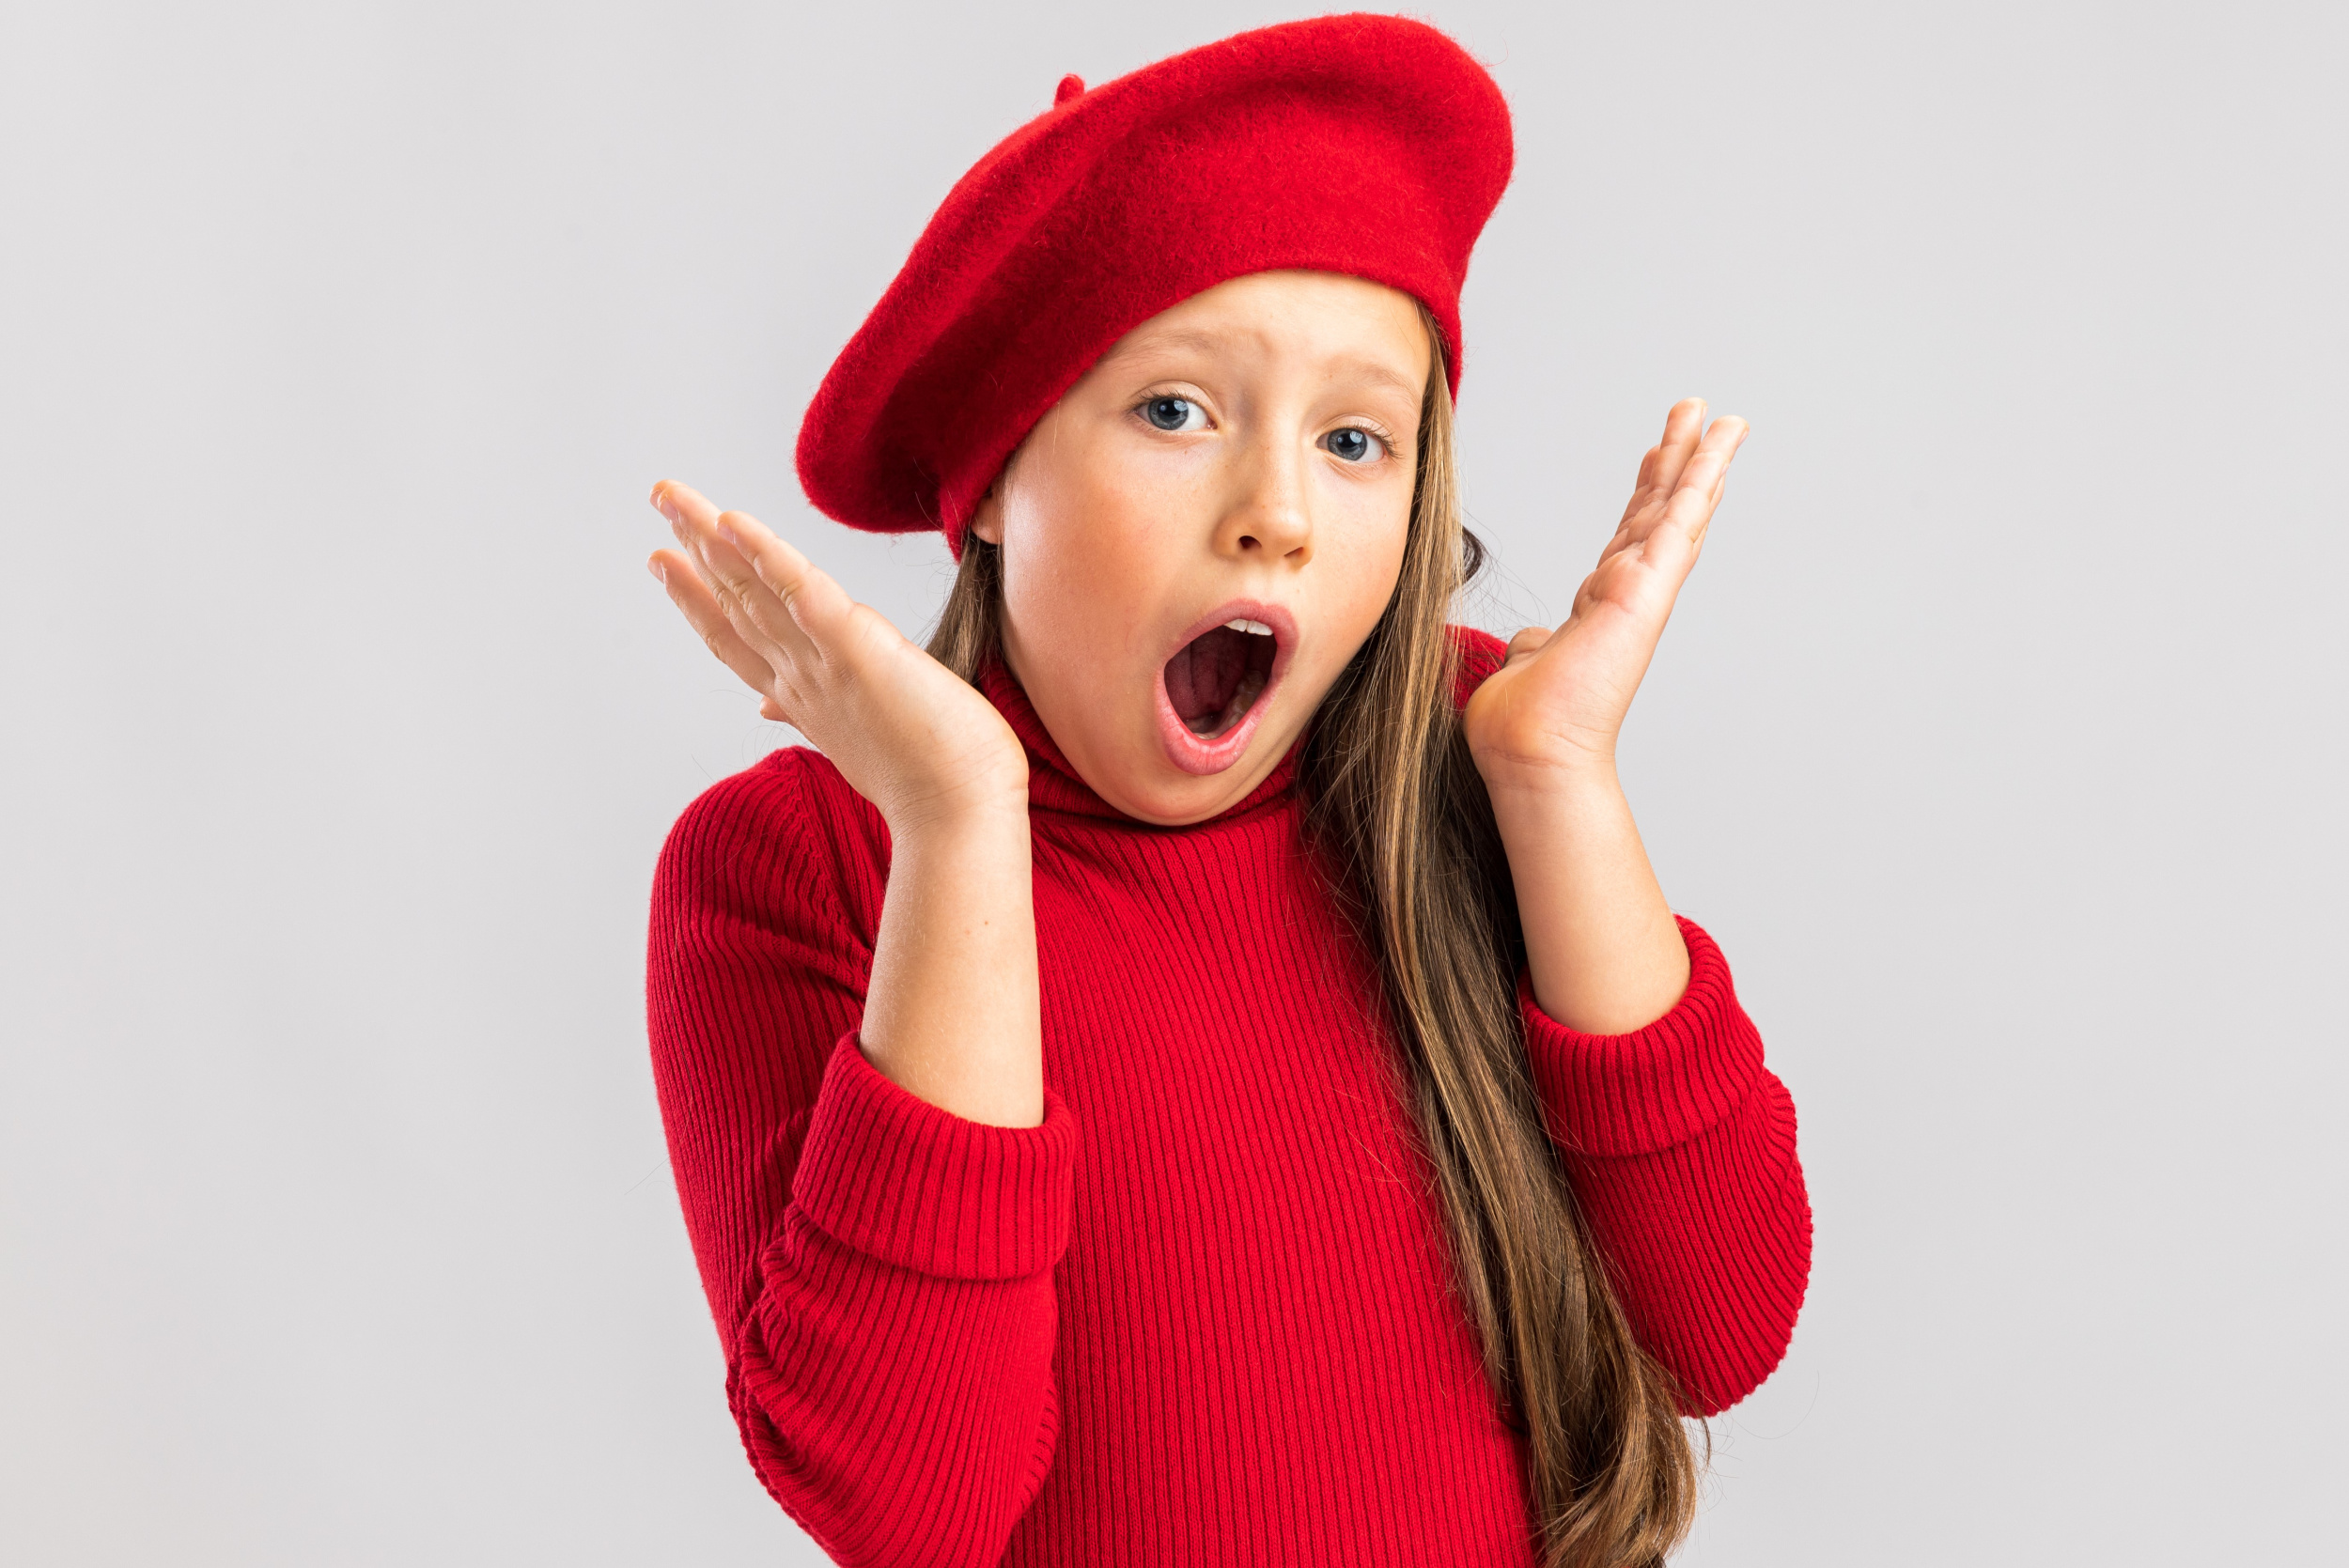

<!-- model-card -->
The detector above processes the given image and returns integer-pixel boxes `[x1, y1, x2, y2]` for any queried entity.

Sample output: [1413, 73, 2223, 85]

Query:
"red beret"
[793, 13, 1515, 556]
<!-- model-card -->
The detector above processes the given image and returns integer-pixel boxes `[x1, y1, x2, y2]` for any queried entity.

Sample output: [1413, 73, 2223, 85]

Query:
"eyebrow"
[1108, 332, 1427, 400]
[1114, 327, 1229, 360]
[1329, 357, 1427, 400]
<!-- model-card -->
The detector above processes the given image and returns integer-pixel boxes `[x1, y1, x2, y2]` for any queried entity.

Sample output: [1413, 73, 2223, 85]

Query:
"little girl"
[643, 17, 1809, 1568]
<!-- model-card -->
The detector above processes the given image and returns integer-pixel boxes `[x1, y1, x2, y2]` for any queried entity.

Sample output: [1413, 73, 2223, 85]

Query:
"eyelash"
[1129, 394, 1398, 462]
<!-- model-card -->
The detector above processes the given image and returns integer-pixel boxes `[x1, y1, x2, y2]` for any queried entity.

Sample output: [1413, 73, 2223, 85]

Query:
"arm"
[1486, 759, 1685, 1033]
[651, 478, 1043, 1128]
[1464, 403, 1810, 1410]
[649, 768, 1069, 1566]
[1516, 918, 1811, 1415]
[1464, 399, 1741, 1032]
[646, 484, 1062, 1564]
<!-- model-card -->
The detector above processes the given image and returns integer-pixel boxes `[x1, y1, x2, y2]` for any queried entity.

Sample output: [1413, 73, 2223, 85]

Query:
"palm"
[647, 481, 1029, 827]
[1465, 400, 1746, 785]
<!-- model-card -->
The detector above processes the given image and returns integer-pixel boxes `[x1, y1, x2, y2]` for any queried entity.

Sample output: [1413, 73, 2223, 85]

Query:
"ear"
[967, 476, 1006, 546]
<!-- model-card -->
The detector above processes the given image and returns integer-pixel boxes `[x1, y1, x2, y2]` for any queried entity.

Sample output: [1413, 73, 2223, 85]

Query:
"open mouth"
[1152, 603, 1294, 776]
[1164, 618, 1278, 738]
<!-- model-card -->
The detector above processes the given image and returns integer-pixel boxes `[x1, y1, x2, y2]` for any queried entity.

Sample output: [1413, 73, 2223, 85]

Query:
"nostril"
[1237, 534, 1261, 551]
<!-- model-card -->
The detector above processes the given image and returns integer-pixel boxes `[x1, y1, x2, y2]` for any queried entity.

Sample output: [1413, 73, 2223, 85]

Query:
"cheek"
[1314, 483, 1415, 643]
[998, 455, 1170, 665]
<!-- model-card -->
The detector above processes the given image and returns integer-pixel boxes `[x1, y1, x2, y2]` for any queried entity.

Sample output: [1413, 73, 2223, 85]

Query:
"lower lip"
[1152, 651, 1284, 776]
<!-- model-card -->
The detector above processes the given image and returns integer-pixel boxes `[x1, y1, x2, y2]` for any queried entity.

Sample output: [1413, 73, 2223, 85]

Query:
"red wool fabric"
[793, 14, 1514, 554]
[646, 629, 1813, 1568]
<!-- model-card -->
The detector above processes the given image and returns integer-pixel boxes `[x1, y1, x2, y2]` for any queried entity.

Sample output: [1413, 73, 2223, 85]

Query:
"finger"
[691, 523, 819, 658]
[1703, 420, 1745, 510]
[1637, 398, 1708, 510]
[662, 492, 771, 610]
[653, 546, 779, 693]
[648, 550, 784, 702]
[1671, 415, 1747, 511]
[653, 482, 770, 601]
[651, 480, 912, 693]
[653, 484, 824, 667]
[1603, 400, 1706, 561]
[1506, 625, 1553, 660]
[650, 478, 726, 540]
[1629, 441, 1667, 505]
[1657, 416, 1748, 553]
[713, 507, 862, 650]
[653, 481, 754, 602]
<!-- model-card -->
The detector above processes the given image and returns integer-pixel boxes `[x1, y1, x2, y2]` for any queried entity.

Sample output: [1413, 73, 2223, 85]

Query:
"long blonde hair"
[926, 308, 1702, 1567]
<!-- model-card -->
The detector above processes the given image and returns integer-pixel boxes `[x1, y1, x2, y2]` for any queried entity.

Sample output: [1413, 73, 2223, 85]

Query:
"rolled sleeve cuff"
[1518, 915, 1766, 1159]
[789, 1032, 1078, 1280]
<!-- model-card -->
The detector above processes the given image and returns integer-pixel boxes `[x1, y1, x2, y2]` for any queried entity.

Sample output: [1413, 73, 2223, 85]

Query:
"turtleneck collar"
[975, 652, 1305, 827]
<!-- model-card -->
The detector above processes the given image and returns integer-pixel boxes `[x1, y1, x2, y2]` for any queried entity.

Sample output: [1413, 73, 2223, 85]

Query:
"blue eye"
[1324, 427, 1377, 462]
[1143, 396, 1201, 431]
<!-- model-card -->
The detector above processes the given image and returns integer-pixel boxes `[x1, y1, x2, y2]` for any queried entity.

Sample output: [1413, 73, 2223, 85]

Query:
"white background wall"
[3, 3, 2342, 1562]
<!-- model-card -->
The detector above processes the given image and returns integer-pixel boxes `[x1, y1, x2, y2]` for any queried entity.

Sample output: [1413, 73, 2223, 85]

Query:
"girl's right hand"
[647, 481, 1030, 832]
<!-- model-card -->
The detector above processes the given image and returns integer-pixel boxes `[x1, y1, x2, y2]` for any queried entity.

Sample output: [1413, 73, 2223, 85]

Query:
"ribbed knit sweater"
[646, 627, 1812, 1568]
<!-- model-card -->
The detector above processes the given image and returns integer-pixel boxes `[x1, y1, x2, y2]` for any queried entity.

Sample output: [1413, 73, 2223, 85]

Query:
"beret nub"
[795, 14, 1515, 555]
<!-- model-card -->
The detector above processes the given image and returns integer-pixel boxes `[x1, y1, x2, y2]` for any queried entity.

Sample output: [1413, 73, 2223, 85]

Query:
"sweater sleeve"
[1518, 915, 1812, 1417]
[646, 751, 1076, 1568]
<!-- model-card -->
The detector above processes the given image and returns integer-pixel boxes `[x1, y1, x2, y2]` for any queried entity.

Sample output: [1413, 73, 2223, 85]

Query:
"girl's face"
[969, 269, 1431, 827]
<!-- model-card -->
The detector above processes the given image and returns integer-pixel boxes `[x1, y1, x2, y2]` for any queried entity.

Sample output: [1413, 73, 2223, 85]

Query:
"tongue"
[1165, 626, 1252, 729]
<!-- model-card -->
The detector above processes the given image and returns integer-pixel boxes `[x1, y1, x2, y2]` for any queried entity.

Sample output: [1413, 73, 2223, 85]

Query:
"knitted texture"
[792, 14, 1514, 553]
[646, 628, 1812, 1567]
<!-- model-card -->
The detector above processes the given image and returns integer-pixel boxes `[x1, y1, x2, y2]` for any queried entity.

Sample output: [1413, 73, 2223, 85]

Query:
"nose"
[1212, 431, 1313, 564]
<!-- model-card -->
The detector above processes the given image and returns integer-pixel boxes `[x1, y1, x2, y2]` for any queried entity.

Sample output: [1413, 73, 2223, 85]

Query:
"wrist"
[1476, 746, 1623, 810]
[883, 784, 1031, 846]
[1482, 756, 1633, 870]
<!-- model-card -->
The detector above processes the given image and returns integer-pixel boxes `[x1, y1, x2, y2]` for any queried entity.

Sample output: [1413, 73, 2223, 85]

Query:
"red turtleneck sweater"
[646, 628, 1811, 1567]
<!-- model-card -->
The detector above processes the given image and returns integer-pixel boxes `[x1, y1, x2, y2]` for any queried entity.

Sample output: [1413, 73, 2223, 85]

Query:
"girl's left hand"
[1465, 398, 1747, 794]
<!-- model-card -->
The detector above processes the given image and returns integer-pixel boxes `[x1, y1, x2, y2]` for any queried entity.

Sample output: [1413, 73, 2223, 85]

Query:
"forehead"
[1092, 270, 1432, 391]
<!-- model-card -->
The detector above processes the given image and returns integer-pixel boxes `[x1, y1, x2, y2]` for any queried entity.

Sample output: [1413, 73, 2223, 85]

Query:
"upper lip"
[1161, 598, 1299, 670]
[1151, 597, 1300, 771]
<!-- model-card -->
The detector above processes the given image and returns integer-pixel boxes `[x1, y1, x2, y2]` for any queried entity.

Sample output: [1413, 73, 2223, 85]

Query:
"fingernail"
[649, 484, 677, 522]
[646, 557, 666, 585]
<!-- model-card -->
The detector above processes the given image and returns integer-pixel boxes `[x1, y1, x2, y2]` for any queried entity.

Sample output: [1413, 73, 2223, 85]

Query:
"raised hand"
[647, 481, 1029, 831]
[1464, 399, 1747, 791]
[648, 481, 1044, 1126]
[1466, 399, 1747, 1034]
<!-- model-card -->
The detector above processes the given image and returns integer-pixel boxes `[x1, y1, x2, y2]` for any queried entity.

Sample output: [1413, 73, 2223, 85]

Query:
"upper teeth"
[1225, 618, 1273, 636]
